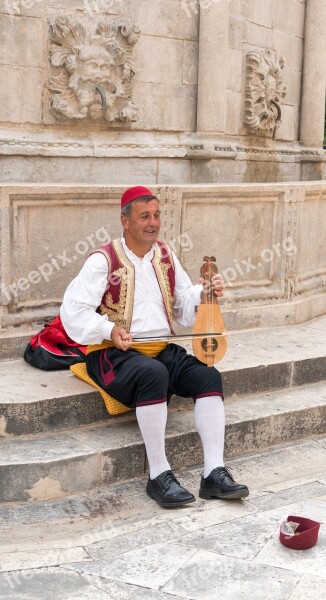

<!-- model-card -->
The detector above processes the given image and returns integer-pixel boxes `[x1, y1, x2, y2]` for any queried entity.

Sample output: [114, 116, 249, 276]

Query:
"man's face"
[121, 199, 161, 249]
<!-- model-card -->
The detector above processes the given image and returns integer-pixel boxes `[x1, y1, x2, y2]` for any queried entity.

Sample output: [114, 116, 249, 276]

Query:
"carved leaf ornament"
[48, 15, 140, 124]
[245, 49, 287, 134]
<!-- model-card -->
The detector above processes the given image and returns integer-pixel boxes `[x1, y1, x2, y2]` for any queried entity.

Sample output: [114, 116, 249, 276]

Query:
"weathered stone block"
[275, 161, 302, 182]
[273, 0, 305, 37]
[223, 363, 293, 397]
[183, 40, 198, 85]
[227, 49, 243, 92]
[0, 156, 158, 184]
[277, 105, 298, 142]
[0, 0, 22, 14]
[132, 0, 199, 40]
[229, 0, 244, 18]
[101, 444, 146, 484]
[134, 37, 184, 86]
[132, 82, 197, 132]
[157, 159, 192, 184]
[191, 159, 248, 184]
[20, 0, 44, 16]
[283, 69, 302, 106]
[292, 357, 326, 387]
[229, 17, 246, 50]
[226, 90, 242, 135]
[0, 66, 42, 124]
[274, 31, 304, 71]
[0, 14, 43, 66]
[245, 22, 274, 49]
[295, 193, 326, 285]
[245, 0, 273, 28]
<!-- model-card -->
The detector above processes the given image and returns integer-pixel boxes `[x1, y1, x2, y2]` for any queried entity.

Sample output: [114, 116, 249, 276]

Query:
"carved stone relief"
[245, 49, 287, 137]
[48, 15, 140, 124]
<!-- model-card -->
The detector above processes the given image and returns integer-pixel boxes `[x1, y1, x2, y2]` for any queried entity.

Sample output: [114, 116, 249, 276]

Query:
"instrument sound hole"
[201, 338, 218, 352]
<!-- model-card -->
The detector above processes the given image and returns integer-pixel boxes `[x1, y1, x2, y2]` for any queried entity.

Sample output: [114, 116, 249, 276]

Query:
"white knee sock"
[136, 403, 171, 480]
[194, 395, 225, 478]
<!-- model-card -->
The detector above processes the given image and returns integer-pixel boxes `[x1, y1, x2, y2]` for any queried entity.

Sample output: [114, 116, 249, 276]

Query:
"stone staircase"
[0, 316, 325, 505]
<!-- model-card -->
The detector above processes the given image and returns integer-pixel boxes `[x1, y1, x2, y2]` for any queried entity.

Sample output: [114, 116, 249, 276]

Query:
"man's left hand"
[211, 274, 224, 297]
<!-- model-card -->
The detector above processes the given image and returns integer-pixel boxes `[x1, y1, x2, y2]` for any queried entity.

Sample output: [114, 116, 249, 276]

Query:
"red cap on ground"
[280, 515, 320, 550]
[121, 186, 155, 209]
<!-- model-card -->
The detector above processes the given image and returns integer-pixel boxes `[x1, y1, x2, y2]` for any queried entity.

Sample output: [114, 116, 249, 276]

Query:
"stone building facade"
[0, 1, 325, 333]
[0, 0, 325, 185]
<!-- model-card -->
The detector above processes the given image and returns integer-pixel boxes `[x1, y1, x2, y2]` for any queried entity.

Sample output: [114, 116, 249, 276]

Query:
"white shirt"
[60, 238, 203, 345]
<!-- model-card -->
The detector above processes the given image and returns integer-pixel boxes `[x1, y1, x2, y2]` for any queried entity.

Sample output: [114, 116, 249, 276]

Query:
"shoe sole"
[146, 489, 196, 508]
[199, 488, 249, 500]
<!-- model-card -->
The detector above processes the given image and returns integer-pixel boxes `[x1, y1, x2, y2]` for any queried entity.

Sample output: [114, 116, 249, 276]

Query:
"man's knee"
[192, 365, 223, 399]
[140, 360, 169, 385]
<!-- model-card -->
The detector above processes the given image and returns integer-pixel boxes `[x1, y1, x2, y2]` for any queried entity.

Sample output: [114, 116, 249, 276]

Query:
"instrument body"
[192, 256, 227, 366]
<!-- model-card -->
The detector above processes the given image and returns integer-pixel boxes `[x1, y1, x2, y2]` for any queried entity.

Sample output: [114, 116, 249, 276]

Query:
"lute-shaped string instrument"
[192, 256, 227, 366]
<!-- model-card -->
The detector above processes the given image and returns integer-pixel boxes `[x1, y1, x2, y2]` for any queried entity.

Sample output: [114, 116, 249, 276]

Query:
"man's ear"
[121, 213, 128, 230]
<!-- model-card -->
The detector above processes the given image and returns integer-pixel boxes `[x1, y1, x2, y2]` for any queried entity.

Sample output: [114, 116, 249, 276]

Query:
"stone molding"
[0, 135, 324, 162]
[245, 49, 287, 137]
[48, 15, 140, 124]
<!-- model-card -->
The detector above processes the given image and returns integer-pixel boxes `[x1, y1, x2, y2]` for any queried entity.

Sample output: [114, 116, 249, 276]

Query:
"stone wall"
[1, 182, 325, 333]
[0, 0, 325, 184]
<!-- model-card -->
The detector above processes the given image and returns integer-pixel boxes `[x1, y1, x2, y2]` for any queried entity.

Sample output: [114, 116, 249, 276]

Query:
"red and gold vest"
[93, 238, 176, 334]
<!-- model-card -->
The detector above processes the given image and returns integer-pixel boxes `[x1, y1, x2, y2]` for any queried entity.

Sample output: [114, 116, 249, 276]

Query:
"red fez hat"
[121, 186, 155, 209]
[280, 515, 320, 550]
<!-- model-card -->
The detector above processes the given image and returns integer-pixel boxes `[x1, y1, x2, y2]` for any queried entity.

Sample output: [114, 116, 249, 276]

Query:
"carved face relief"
[48, 16, 140, 124]
[77, 47, 116, 83]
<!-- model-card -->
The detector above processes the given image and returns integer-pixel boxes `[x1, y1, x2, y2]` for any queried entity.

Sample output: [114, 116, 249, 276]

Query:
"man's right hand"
[111, 325, 132, 351]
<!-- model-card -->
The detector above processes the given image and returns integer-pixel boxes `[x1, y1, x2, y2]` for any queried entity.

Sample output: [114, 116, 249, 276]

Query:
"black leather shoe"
[146, 470, 196, 508]
[199, 467, 249, 500]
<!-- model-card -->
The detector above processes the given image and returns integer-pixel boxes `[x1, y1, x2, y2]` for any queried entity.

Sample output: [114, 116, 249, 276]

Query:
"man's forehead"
[134, 199, 160, 213]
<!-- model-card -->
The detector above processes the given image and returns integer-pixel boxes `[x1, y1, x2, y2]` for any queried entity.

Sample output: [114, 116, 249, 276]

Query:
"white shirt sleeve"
[172, 252, 203, 327]
[60, 253, 115, 345]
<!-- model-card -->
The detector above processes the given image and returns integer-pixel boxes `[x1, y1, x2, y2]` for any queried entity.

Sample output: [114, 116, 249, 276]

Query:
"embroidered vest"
[92, 239, 176, 334]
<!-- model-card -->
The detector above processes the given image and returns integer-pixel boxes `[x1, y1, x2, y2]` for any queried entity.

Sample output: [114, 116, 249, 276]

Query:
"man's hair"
[121, 195, 158, 217]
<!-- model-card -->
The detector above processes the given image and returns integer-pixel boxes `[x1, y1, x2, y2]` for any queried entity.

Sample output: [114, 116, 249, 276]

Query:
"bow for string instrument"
[192, 256, 227, 366]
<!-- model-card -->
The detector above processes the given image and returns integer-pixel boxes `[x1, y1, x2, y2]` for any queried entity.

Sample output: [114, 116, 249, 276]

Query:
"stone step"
[0, 436, 325, 554]
[0, 381, 325, 503]
[0, 330, 37, 361]
[1, 315, 325, 436]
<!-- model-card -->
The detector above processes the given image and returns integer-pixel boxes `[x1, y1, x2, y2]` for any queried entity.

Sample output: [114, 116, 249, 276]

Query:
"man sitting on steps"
[60, 186, 249, 507]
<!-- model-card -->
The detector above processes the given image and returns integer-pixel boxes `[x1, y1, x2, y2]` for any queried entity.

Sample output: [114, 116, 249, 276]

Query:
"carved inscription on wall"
[48, 15, 140, 124]
[245, 50, 287, 136]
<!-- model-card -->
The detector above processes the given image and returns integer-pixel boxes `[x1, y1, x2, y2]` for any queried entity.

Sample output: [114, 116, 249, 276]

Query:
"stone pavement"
[0, 435, 325, 600]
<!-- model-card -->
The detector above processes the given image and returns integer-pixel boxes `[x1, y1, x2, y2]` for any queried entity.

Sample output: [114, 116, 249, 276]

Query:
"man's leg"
[132, 360, 195, 507]
[86, 348, 195, 507]
[158, 344, 249, 500]
[136, 402, 170, 479]
[194, 395, 225, 477]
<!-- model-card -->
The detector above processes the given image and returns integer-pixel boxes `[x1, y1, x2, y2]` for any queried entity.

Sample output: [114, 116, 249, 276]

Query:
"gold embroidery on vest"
[98, 240, 135, 331]
[99, 266, 128, 327]
[113, 239, 135, 331]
